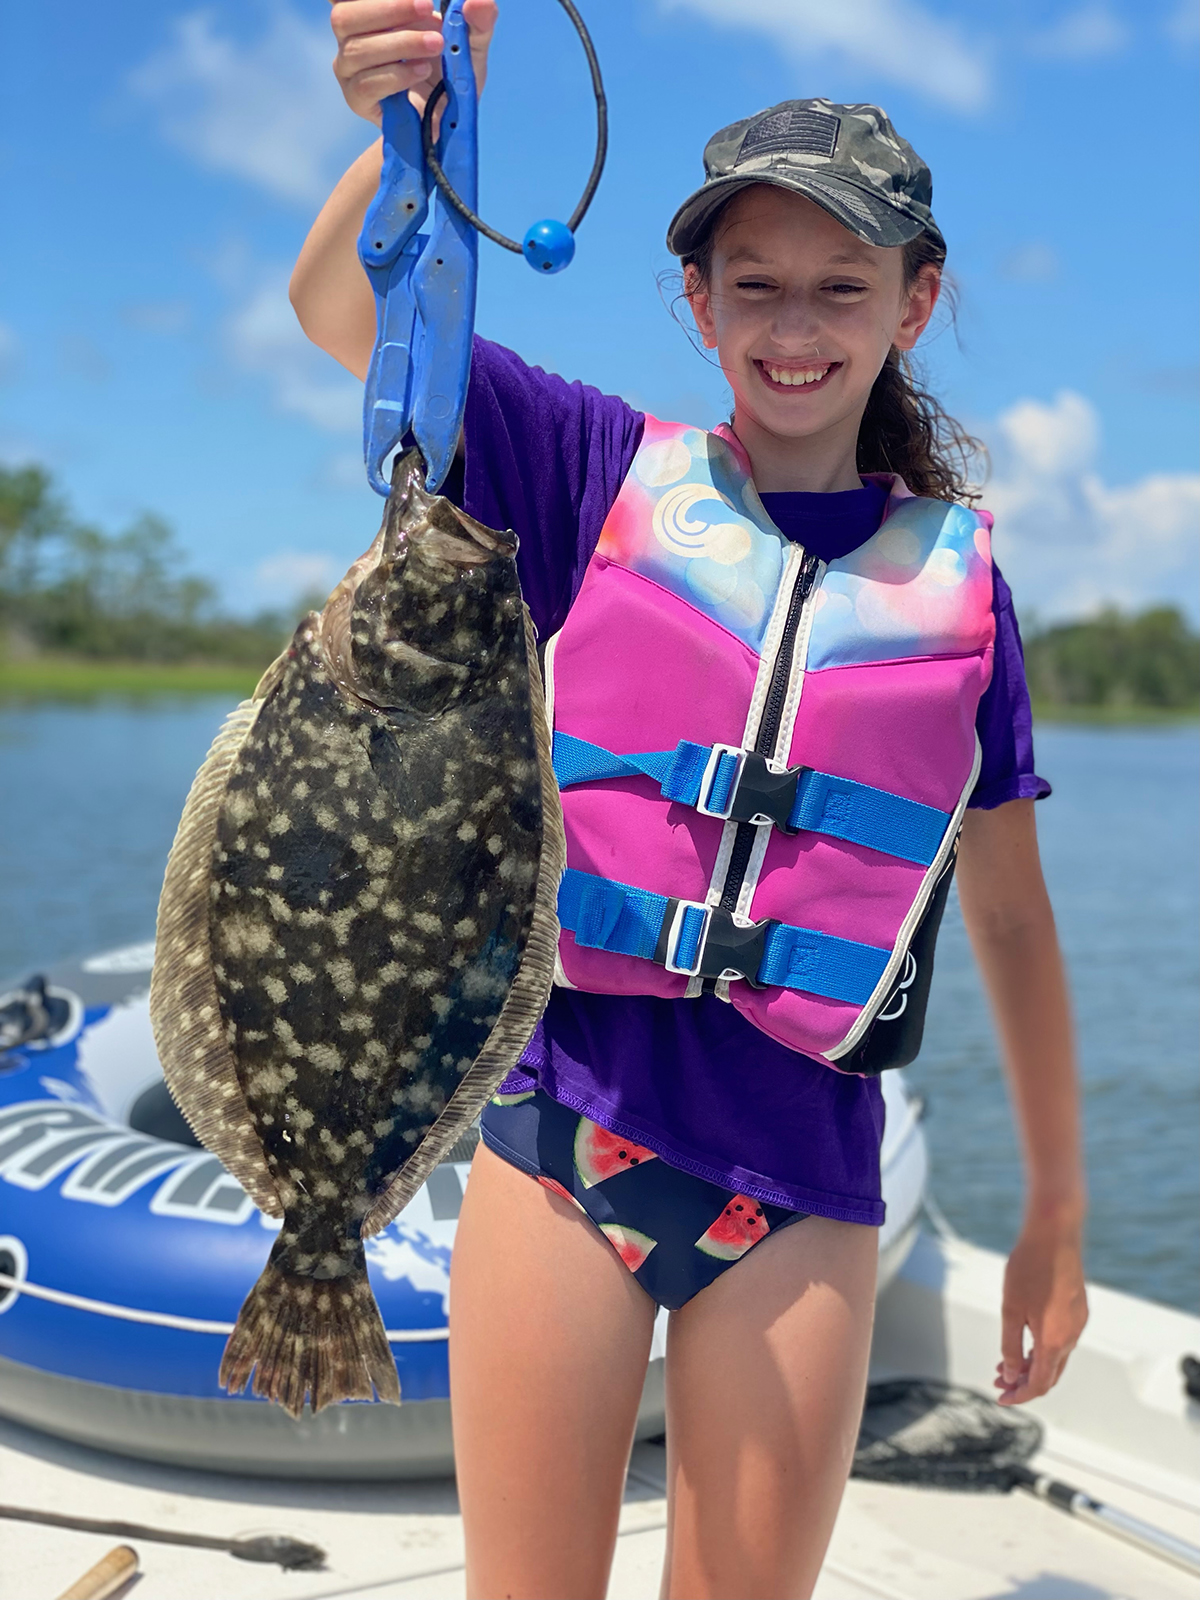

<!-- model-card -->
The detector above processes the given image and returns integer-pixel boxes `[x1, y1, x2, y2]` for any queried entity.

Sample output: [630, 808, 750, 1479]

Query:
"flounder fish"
[150, 453, 564, 1416]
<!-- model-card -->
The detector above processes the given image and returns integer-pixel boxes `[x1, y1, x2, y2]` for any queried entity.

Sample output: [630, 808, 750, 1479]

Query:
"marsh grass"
[0, 656, 261, 702]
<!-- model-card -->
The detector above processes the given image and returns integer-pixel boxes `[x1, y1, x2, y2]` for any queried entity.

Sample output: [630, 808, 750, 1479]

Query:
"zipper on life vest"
[708, 550, 822, 956]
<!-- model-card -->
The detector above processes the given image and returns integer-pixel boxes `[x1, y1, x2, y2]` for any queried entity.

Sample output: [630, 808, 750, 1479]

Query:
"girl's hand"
[994, 1214, 1088, 1405]
[331, 0, 499, 127]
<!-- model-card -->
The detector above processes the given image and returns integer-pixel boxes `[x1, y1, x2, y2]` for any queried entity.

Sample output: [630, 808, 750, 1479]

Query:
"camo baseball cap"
[667, 99, 944, 257]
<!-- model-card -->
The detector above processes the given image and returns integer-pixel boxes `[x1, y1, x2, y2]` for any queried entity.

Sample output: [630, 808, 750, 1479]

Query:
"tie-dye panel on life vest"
[807, 497, 994, 671]
[594, 416, 790, 654]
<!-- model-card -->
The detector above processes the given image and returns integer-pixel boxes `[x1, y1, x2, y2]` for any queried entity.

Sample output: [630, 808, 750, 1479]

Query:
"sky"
[1, 0, 1197, 621]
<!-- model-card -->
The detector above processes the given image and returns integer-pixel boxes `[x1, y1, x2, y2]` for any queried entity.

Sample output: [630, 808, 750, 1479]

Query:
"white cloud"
[226, 270, 362, 433]
[130, 6, 368, 206]
[982, 391, 1200, 620]
[1165, 0, 1199, 45]
[318, 449, 372, 491]
[998, 389, 1097, 478]
[1027, 5, 1129, 60]
[0, 322, 20, 382]
[120, 301, 192, 335]
[659, 0, 990, 112]
[999, 240, 1060, 283]
[254, 550, 342, 607]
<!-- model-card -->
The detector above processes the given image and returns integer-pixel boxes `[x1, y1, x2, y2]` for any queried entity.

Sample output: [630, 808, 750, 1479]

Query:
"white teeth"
[766, 365, 830, 386]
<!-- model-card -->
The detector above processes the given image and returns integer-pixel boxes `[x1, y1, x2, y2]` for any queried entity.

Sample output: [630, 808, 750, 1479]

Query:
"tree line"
[1022, 606, 1199, 712]
[0, 464, 299, 666]
[2, 463, 1197, 710]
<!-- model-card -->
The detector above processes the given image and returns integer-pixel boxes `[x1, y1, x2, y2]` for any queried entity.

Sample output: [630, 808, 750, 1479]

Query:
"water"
[1, 705, 1196, 1312]
[910, 723, 1200, 1314]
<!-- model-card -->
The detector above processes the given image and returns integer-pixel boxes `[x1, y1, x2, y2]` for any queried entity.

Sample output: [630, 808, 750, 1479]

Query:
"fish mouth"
[389, 451, 517, 565]
[315, 450, 515, 711]
[420, 501, 516, 566]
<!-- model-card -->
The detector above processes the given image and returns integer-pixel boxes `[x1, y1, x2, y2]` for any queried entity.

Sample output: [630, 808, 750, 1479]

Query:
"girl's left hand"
[331, 0, 499, 128]
[995, 1215, 1088, 1405]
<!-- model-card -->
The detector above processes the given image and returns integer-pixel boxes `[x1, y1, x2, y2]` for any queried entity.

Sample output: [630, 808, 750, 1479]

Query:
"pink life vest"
[546, 416, 995, 1073]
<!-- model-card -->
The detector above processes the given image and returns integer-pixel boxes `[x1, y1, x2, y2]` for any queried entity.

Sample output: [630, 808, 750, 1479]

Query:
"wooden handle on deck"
[55, 1544, 139, 1600]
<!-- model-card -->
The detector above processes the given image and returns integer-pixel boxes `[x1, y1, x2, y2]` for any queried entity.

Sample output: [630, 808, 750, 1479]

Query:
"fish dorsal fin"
[150, 693, 285, 1218]
[361, 604, 567, 1236]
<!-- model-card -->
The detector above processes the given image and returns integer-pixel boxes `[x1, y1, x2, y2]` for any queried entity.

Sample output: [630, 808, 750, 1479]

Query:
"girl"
[295, 4, 1089, 1594]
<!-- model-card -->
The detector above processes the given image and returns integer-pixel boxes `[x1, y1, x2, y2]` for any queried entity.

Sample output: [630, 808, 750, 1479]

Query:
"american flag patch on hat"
[737, 106, 840, 163]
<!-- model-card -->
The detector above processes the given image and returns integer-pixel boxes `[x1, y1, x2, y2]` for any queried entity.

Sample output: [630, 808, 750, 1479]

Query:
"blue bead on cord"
[522, 219, 576, 273]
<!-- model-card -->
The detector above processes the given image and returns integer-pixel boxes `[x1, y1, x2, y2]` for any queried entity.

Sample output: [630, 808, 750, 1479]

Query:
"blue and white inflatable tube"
[0, 942, 926, 1479]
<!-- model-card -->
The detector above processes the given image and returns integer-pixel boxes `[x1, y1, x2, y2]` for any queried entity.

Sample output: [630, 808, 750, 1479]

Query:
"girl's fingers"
[342, 62, 435, 116]
[330, 0, 437, 45]
[1023, 1338, 1065, 1400]
[336, 27, 443, 77]
[993, 1356, 1030, 1405]
[462, 0, 499, 90]
[331, 0, 498, 122]
[993, 1332, 1074, 1405]
[998, 1307, 1027, 1389]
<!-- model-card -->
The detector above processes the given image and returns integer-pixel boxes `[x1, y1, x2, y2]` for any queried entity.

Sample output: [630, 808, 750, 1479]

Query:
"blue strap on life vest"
[552, 731, 948, 867]
[557, 867, 891, 1005]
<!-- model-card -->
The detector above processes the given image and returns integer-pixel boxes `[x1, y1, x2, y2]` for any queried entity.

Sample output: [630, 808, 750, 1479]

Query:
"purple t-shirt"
[448, 339, 1048, 1226]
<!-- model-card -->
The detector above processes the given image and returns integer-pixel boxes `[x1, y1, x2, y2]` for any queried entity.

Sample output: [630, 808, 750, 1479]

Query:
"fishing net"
[853, 1379, 1043, 1492]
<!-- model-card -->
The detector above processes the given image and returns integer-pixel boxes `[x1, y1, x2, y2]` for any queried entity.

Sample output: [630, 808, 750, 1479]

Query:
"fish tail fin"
[219, 1246, 400, 1417]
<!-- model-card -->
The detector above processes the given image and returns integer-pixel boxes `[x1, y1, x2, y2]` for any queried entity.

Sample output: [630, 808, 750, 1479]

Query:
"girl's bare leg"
[450, 1142, 657, 1600]
[660, 1214, 879, 1600]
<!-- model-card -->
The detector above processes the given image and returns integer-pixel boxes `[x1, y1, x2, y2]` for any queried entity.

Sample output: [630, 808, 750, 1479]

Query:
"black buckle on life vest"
[725, 751, 803, 834]
[657, 900, 772, 986]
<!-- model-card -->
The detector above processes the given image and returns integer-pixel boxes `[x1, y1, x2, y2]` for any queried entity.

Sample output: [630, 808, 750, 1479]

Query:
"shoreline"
[0, 658, 262, 702]
[1, 659, 1198, 725]
[1030, 700, 1200, 727]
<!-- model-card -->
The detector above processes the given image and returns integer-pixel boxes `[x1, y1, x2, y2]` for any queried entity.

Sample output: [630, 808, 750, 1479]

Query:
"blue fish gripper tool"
[358, 0, 607, 495]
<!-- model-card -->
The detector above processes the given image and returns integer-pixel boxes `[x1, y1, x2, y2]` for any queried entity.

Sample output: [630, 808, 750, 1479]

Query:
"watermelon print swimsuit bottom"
[479, 1087, 809, 1309]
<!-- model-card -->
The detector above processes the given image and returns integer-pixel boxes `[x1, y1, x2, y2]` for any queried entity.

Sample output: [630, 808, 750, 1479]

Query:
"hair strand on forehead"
[679, 207, 984, 504]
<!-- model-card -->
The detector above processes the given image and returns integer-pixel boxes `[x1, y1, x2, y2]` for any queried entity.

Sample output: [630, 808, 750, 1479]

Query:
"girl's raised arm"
[956, 798, 1089, 1405]
[291, 0, 498, 378]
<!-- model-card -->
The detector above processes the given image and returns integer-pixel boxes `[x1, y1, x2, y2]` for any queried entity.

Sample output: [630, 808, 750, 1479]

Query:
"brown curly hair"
[680, 206, 982, 503]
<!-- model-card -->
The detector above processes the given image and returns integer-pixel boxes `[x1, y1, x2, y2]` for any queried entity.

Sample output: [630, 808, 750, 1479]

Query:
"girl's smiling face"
[686, 185, 940, 488]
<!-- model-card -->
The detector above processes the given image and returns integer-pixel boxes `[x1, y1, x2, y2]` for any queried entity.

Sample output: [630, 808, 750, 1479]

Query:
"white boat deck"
[6, 1231, 1198, 1600]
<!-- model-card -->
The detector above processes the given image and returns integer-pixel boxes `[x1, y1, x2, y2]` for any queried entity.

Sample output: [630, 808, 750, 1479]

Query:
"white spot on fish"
[219, 915, 274, 958]
[327, 957, 356, 998]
